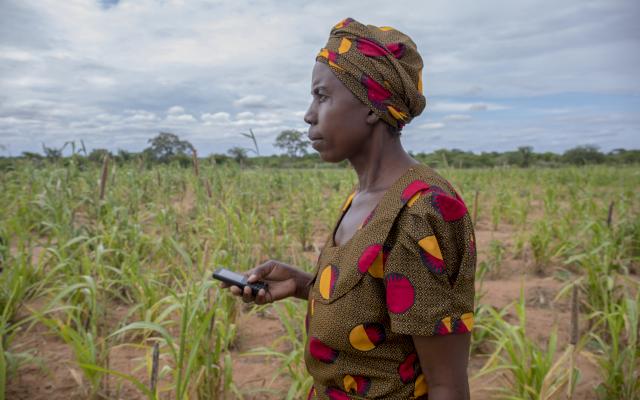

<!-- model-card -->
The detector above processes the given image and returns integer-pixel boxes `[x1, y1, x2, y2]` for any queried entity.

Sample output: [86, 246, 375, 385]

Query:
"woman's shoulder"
[396, 164, 470, 235]
[408, 164, 459, 197]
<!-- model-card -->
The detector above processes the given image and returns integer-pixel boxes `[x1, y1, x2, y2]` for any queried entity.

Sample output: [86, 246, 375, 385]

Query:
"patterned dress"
[304, 164, 476, 399]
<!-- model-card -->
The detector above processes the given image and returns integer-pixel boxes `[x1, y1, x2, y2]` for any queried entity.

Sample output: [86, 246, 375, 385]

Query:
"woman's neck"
[349, 129, 418, 194]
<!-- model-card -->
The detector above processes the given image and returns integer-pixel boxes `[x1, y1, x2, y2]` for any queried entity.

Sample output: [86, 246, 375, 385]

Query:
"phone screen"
[216, 269, 247, 283]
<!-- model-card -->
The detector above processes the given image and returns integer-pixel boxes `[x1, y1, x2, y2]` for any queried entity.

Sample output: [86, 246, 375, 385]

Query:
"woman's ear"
[365, 109, 379, 125]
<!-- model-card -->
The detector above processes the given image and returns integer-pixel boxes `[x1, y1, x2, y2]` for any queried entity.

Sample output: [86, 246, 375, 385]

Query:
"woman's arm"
[412, 332, 471, 400]
[292, 270, 314, 300]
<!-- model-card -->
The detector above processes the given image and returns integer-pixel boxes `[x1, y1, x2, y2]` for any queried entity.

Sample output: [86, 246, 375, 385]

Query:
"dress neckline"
[329, 163, 421, 249]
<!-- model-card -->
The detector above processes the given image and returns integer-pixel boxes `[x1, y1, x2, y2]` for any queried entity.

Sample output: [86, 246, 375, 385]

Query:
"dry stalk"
[204, 179, 212, 199]
[607, 200, 614, 228]
[570, 284, 579, 346]
[150, 341, 160, 395]
[191, 147, 200, 177]
[99, 154, 109, 200]
[110, 161, 117, 187]
[566, 284, 580, 399]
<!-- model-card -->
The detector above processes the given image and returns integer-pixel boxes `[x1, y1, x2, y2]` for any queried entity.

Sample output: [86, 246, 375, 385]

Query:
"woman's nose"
[304, 103, 315, 125]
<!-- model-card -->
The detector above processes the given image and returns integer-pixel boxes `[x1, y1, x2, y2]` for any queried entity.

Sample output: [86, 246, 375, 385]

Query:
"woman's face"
[304, 62, 373, 163]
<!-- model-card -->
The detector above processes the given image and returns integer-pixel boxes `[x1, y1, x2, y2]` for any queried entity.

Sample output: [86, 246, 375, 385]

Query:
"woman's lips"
[310, 137, 324, 150]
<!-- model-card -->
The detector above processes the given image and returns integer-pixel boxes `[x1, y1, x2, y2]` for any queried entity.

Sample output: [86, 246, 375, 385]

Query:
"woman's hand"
[219, 260, 313, 305]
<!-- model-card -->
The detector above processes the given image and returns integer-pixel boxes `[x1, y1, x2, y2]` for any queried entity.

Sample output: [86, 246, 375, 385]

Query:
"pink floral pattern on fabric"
[326, 387, 351, 400]
[357, 244, 384, 274]
[356, 38, 388, 57]
[356, 38, 406, 59]
[431, 191, 467, 221]
[360, 74, 392, 109]
[386, 42, 406, 59]
[310, 337, 339, 363]
[400, 180, 430, 204]
[398, 352, 420, 384]
[420, 250, 446, 274]
[385, 273, 415, 314]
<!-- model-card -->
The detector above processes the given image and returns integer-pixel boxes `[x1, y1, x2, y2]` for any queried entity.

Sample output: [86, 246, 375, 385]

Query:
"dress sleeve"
[383, 185, 476, 337]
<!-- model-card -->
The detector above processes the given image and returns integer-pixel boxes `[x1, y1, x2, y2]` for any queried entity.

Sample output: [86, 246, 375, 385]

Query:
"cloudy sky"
[1, 0, 638, 156]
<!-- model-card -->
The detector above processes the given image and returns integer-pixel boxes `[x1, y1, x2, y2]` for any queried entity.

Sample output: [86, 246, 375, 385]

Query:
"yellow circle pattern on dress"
[349, 324, 376, 351]
[418, 235, 443, 260]
[319, 265, 337, 300]
[414, 373, 428, 397]
[368, 249, 384, 278]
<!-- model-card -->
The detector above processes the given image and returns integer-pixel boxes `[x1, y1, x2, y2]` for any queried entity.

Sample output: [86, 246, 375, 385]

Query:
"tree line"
[2, 131, 639, 170]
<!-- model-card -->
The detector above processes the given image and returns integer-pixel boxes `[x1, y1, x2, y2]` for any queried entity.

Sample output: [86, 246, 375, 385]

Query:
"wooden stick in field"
[99, 154, 109, 200]
[205, 179, 213, 199]
[191, 146, 199, 177]
[570, 284, 579, 345]
[607, 201, 614, 228]
[150, 341, 160, 395]
[568, 284, 579, 399]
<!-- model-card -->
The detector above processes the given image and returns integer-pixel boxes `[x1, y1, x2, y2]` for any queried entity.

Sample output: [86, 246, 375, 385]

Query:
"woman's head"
[305, 18, 426, 162]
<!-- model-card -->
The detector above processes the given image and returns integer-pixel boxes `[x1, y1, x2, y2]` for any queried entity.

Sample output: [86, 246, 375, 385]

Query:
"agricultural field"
[1, 159, 638, 400]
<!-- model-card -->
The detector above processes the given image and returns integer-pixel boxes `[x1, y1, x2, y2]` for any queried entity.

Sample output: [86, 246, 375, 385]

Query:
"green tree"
[21, 151, 43, 160]
[517, 146, 533, 168]
[563, 145, 605, 165]
[146, 132, 193, 163]
[227, 146, 248, 166]
[116, 149, 133, 163]
[88, 148, 112, 163]
[274, 130, 309, 158]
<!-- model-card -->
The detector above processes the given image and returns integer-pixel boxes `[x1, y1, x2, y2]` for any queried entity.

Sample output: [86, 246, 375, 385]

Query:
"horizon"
[6, 136, 637, 159]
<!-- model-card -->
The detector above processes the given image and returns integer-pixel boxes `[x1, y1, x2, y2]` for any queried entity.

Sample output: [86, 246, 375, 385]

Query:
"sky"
[1, 0, 639, 157]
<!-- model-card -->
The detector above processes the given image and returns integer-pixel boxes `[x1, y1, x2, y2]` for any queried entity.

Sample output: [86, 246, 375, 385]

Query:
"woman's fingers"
[241, 285, 255, 303]
[219, 260, 298, 304]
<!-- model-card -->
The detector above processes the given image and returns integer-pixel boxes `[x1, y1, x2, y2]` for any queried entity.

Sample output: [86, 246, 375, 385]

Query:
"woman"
[222, 17, 475, 400]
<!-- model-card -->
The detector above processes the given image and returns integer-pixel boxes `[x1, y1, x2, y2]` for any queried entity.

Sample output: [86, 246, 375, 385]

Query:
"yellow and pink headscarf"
[316, 17, 426, 130]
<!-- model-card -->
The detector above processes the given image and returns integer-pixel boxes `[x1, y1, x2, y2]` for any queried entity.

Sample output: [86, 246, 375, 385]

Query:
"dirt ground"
[7, 218, 605, 399]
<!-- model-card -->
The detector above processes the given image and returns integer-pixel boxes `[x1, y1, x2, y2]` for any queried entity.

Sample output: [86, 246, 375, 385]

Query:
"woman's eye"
[318, 94, 328, 102]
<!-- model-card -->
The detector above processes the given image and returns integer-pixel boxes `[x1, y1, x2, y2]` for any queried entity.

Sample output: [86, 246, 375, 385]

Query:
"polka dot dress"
[305, 164, 476, 399]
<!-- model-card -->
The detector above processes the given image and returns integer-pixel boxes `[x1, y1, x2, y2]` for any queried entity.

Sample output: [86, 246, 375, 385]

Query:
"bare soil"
[7, 216, 604, 399]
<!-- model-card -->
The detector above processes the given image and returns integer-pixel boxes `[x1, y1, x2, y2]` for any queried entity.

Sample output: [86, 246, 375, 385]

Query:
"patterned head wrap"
[316, 17, 426, 130]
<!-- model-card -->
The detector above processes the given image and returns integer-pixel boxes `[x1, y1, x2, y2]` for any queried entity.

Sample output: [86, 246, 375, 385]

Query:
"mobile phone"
[212, 267, 268, 296]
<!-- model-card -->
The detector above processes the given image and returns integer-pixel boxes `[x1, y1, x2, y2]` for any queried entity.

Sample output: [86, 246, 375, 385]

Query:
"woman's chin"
[319, 152, 344, 163]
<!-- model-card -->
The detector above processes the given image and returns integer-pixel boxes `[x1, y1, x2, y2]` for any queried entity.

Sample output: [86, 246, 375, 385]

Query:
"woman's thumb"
[247, 261, 276, 282]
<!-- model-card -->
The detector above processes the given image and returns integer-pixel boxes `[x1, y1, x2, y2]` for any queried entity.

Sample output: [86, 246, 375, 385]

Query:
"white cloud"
[125, 110, 157, 121]
[233, 95, 268, 108]
[429, 102, 509, 113]
[167, 113, 196, 122]
[236, 111, 255, 120]
[84, 75, 116, 88]
[443, 114, 472, 121]
[0, 47, 37, 62]
[419, 122, 446, 130]
[167, 106, 186, 115]
[202, 112, 231, 124]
